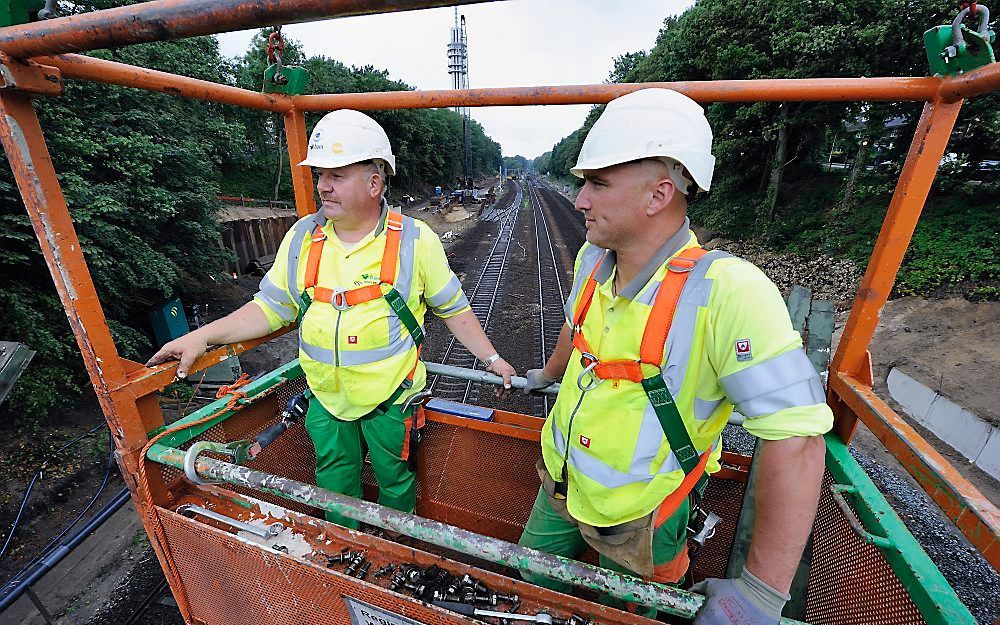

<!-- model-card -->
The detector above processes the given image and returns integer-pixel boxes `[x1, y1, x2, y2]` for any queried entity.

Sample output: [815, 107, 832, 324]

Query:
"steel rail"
[0, 0, 496, 59]
[460, 187, 520, 403]
[527, 180, 568, 416]
[429, 182, 521, 396]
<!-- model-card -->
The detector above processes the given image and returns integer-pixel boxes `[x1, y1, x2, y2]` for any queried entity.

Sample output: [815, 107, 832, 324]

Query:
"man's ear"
[647, 177, 676, 217]
[369, 174, 383, 199]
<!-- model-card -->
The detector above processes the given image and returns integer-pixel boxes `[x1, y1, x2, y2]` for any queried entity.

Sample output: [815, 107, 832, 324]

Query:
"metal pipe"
[38, 54, 290, 113]
[149, 445, 806, 624]
[423, 361, 746, 425]
[0, 0, 496, 59]
[35, 54, 945, 107]
[939, 60, 1000, 102]
[425, 361, 558, 395]
[828, 99, 963, 442]
[0, 488, 131, 612]
[294, 78, 943, 108]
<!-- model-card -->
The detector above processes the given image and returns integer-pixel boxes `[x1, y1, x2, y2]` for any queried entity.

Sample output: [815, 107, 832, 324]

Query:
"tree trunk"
[842, 136, 868, 206]
[766, 103, 789, 220]
[273, 122, 285, 202]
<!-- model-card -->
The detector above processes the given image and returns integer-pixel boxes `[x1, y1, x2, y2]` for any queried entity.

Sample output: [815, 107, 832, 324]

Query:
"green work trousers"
[305, 398, 415, 530]
[517, 488, 691, 617]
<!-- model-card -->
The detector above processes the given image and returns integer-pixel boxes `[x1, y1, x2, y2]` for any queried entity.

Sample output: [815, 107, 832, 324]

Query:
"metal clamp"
[830, 485, 895, 550]
[177, 504, 283, 540]
[183, 440, 240, 485]
[688, 510, 721, 547]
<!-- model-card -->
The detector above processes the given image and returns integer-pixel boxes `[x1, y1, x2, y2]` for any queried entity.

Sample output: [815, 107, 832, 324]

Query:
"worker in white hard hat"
[148, 109, 515, 529]
[519, 89, 833, 625]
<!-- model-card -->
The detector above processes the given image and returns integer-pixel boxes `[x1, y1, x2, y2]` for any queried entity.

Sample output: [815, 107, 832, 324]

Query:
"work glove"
[523, 368, 557, 395]
[692, 567, 789, 625]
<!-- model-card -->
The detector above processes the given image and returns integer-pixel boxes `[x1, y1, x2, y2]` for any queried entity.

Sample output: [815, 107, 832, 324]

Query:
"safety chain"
[135, 372, 254, 620]
[265, 26, 289, 86]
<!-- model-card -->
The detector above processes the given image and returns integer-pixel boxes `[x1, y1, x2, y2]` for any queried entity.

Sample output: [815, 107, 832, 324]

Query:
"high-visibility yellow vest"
[253, 206, 469, 420]
[541, 224, 833, 527]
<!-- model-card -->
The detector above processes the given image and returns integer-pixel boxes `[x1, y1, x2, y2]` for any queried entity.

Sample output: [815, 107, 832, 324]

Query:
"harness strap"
[297, 211, 423, 398]
[568, 245, 712, 522]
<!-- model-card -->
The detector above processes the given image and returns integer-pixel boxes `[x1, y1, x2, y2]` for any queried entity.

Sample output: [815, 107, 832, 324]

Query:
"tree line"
[0, 7, 500, 427]
[535, 0, 998, 301]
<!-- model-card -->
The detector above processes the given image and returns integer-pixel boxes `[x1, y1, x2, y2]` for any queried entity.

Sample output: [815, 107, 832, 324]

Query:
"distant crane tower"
[447, 8, 472, 191]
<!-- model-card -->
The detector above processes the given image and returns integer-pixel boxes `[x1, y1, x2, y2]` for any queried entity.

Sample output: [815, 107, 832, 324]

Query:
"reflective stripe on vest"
[557, 248, 730, 490]
[285, 211, 422, 367]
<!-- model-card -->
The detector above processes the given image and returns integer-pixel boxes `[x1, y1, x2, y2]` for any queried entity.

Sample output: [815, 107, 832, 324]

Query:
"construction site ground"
[1, 186, 998, 624]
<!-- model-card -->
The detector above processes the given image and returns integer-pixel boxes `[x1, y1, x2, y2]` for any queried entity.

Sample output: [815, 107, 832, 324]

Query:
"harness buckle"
[577, 357, 603, 392]
[330, 287, 351, 311]
[667, 256, 697, 273]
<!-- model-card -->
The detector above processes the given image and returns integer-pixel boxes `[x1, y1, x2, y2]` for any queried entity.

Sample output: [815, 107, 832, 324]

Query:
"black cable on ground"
[0, 422, 108, 559]
[0, 487, 131, 612]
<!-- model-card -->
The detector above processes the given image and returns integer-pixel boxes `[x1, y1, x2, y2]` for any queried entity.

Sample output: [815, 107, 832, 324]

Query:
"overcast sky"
[216, 0, 693, 160]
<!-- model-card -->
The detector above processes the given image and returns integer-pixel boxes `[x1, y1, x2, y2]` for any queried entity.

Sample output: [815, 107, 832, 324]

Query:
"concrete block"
[922, 394, 991, 462]
[975, 428, 1000, 481]
[887, 367, 938, 424]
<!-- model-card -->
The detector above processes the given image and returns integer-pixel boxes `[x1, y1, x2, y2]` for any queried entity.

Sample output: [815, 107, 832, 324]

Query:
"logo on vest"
[348, 335, 358, 344]
[735, 338, 753, 362]
[354, 272, 379, 287]
[579, 435, 591, 448]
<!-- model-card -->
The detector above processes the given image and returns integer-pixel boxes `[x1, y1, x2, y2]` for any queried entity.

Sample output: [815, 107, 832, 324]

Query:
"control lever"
[246, 391, 310, 460]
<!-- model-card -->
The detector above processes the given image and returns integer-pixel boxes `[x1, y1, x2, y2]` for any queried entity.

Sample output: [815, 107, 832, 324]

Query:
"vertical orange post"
[284, 108, 316, 218]
[828, 98, 963, 442]
[0, 88, 194, 622]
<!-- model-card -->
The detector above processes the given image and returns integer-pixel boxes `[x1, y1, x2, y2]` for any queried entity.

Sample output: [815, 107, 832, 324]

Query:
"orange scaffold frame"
[0, 0, 996, 597]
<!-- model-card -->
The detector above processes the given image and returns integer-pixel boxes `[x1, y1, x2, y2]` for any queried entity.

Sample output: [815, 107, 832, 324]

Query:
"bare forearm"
[196, 302, 272, 345]
[542, 323, 574, 379]
[746, 435, 825, 593]
[442, 310, 499, 361]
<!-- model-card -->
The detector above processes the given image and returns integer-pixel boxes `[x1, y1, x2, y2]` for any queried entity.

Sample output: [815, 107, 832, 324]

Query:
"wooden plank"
[786, 285, 812, 334]
[806, 300, 835, 374]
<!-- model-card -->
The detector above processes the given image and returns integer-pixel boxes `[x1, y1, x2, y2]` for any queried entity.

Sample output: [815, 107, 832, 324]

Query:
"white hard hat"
[299, 109, 396, 176]
[570, 88, 715, 193]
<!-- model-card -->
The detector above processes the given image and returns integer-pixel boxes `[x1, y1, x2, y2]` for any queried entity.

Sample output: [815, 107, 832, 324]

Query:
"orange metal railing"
[0, 0, 996, 607]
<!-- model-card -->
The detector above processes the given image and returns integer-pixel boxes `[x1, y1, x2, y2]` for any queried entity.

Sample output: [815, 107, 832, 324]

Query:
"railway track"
[526, 179, 569, 416]
[430, 182, 523, 403]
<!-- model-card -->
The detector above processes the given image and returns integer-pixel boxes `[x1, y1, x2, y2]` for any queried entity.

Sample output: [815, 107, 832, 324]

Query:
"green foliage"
[540, 0, 1000, 299]
[0, 17, 504, 428]
[503, 155, 528, 174]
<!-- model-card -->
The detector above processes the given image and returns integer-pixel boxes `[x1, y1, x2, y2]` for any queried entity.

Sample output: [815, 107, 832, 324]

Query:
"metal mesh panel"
[159, 508, 508, 625]
[687, 476, 745, 583]
[155, 377, 319, 515]
[805, 472, 925, 625]
[412, 421, 541, 543]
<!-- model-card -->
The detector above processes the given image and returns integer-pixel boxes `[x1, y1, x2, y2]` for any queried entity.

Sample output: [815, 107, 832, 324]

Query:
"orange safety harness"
[300, 211, 423, 414]
[568, 246, 711, 526]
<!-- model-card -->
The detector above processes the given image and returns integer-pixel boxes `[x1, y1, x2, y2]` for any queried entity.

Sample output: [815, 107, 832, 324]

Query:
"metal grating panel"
[805, 472, 925, 625]
[414, 420, 541, 542]
[687, 476, 745, 583]
[160, 508, 510, 625]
